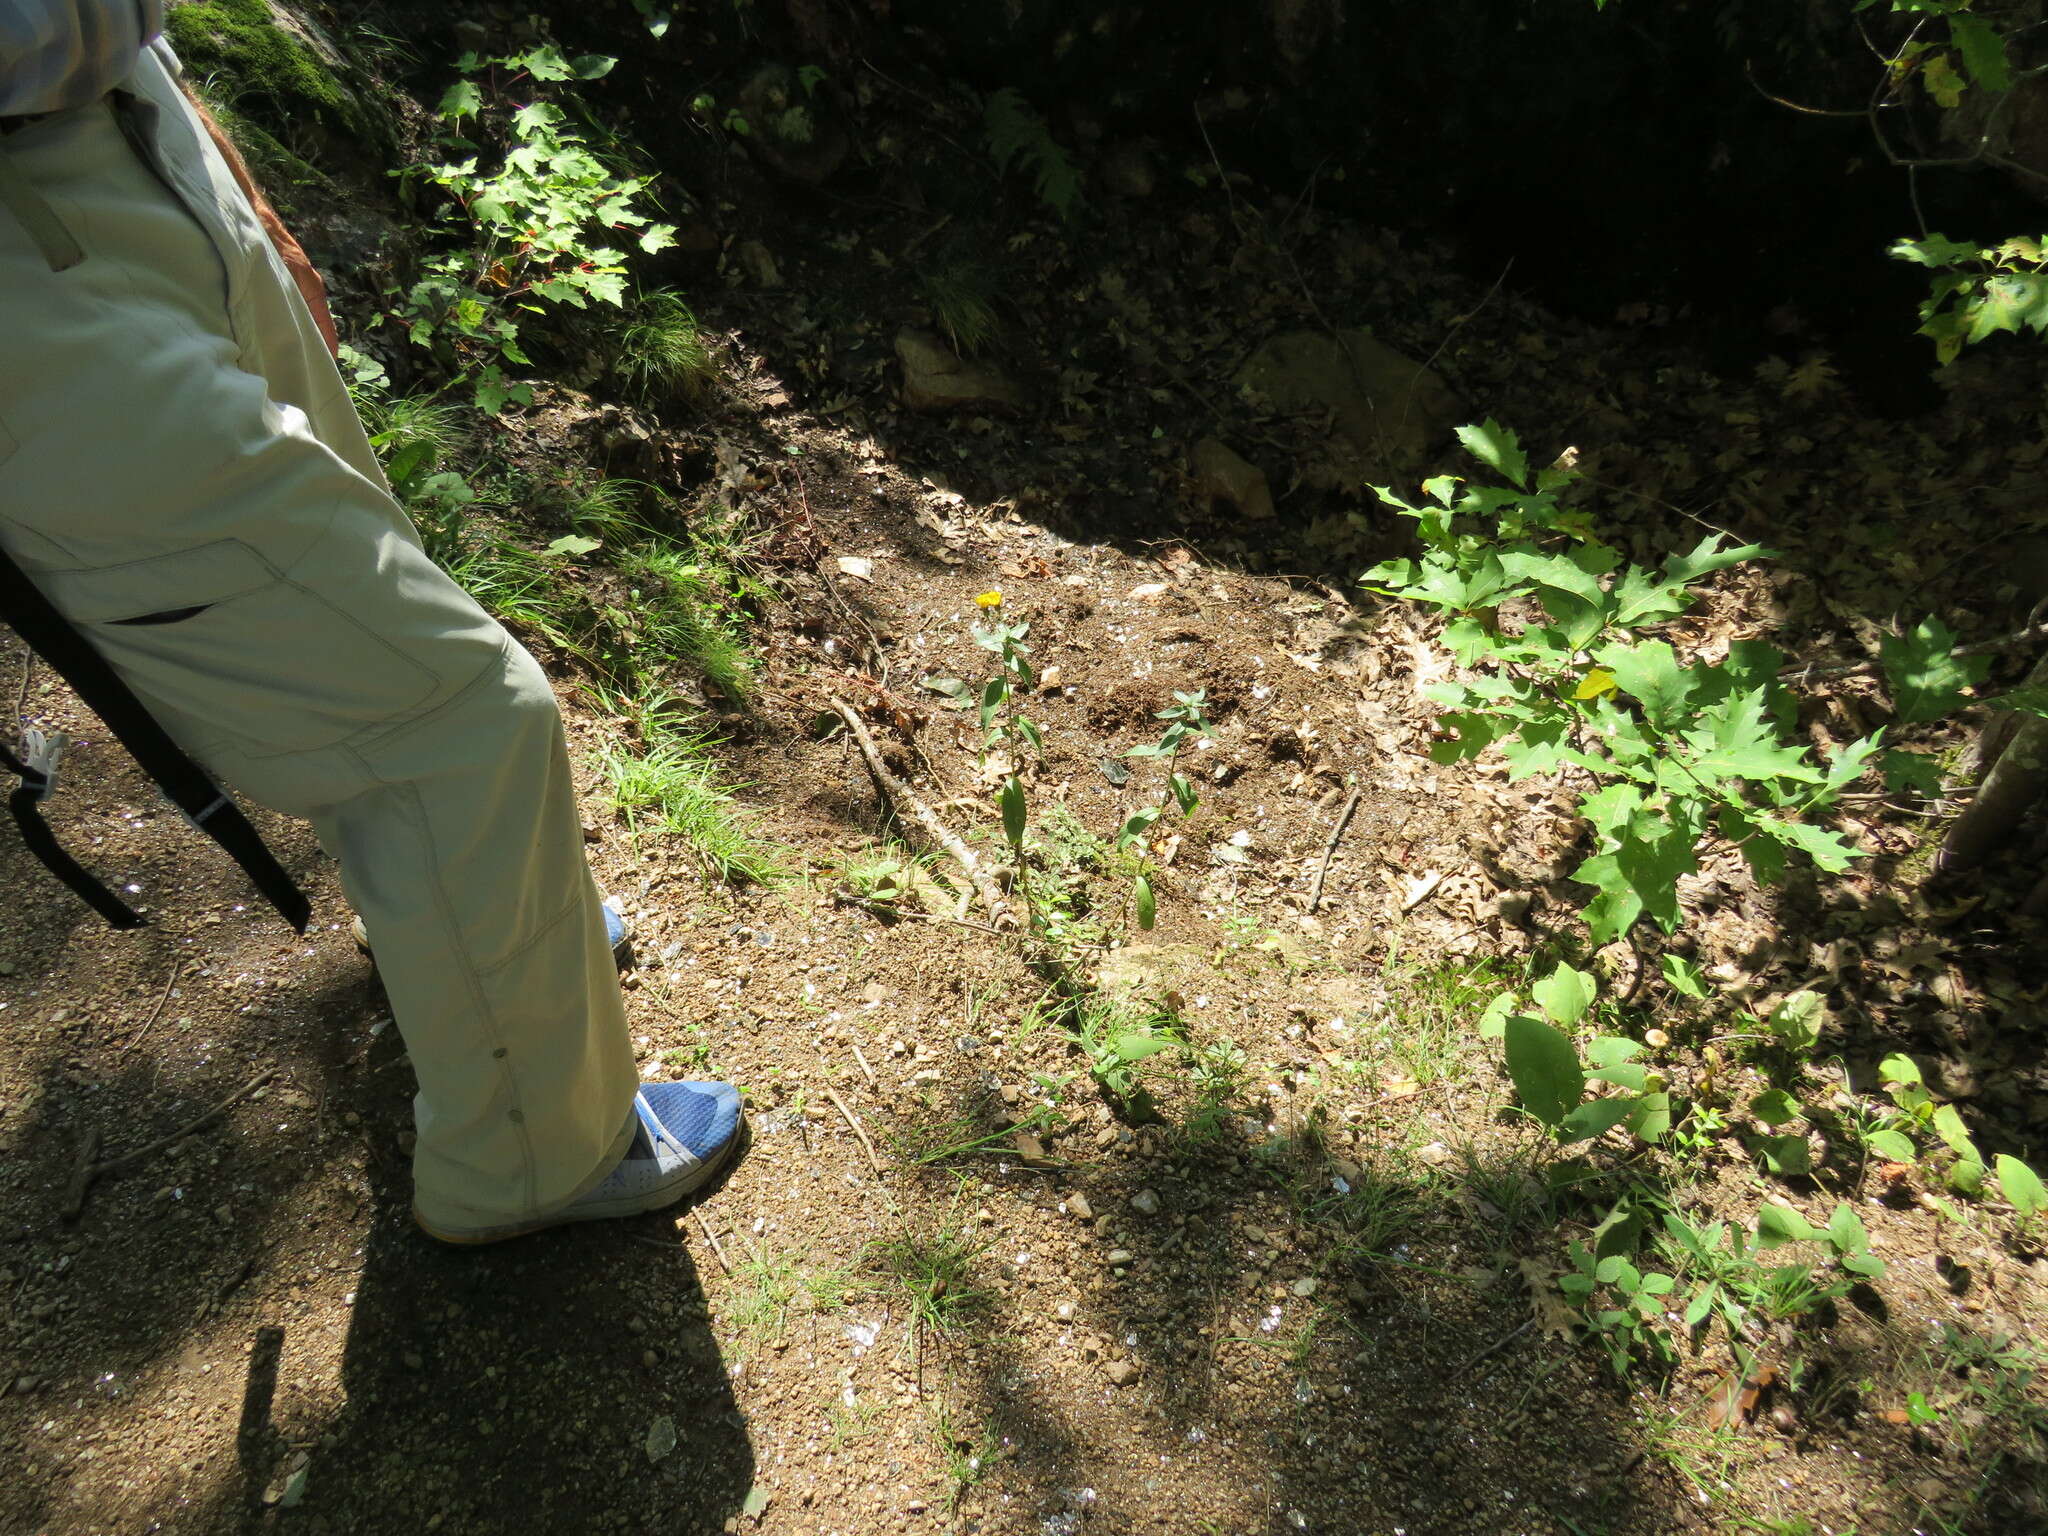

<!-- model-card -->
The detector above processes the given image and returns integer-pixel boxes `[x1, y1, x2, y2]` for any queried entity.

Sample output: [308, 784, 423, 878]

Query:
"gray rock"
[1235, 329, 1462, 482]
[1129, 1189, 1161, 1217]
[1099, 142, 1157, 199]
[894, 329, 1026, 413]
[1190, 439, 1275, 520]
[735, 63, 850, 185]
[645, 1414, 678, 1464]
[735, 240, 781, 289]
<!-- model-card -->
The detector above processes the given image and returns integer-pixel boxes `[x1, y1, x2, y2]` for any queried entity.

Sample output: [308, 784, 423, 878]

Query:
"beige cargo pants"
[0, 41, 636, 1234]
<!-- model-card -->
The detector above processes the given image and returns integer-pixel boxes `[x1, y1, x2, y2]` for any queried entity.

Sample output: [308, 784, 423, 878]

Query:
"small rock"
[1000, 1084, 1022, 1106]
[1416, 1141, 1453, 1166]
[1098, 141, 1156, 198]
[1130, 1189, 1161, 1216]
[1292, 1277, 1319, 1298]
[895, 328, 1026, 413]
[1190, 439, 1275, 521]
[402, 1351, 423, 1370]
[645, 1415, 678, 1464]
[735, 240, 781, 289]
[734, 62, 849, 185]
[1235, 328, 1462, 482]
[1490, 890, 1533, 924]
[1105, 1248, 1135, 1266]
[1066, 1193, 1094, 1220]
[1104, 1359, 1141, 1386]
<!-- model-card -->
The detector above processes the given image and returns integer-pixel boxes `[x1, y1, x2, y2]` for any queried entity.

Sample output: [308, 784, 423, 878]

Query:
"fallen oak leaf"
[1517, 1256, 1577, 1342]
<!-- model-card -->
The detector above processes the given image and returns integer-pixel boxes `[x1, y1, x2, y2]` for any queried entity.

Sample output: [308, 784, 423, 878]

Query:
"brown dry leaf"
[1397, 869, 1446, 912]
[1517, 1257, 1576, 1341]
[1702, 1362, 1777, 1431]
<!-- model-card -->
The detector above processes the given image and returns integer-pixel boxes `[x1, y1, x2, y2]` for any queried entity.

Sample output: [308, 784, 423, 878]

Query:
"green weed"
[868, 1219, 993, 1342]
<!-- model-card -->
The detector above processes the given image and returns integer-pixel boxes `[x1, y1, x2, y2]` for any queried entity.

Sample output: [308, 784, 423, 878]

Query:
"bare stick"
[1460, 1317, 1534, 1372]
[825, 1084, 885, 1180]
[60, 1128, 99, 1220]
[118, 963, 183, 1057]
[92, 1069, 275, 1179]
[828, 697, 1008, 925]
[849, 1040, 878, 1087]
[692, 1209, 733, 1275]
[1308, 788, 1361, 914]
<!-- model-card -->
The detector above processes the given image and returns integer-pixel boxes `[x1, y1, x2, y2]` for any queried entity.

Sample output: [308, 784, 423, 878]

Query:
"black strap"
[0, 737, 143, 927]
[0, 548, 310, 933]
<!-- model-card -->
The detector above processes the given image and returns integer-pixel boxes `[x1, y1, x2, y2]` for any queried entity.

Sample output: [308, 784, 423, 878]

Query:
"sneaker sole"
[413, 1112, 748, 1246]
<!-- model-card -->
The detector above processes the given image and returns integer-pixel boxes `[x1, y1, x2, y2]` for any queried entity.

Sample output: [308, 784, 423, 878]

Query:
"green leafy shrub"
[386, 44, 677, 413]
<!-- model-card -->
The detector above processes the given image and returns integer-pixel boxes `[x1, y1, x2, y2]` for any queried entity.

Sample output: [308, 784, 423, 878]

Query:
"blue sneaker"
[352, 898, 634, 970]
[415, 1081, 746, 1244]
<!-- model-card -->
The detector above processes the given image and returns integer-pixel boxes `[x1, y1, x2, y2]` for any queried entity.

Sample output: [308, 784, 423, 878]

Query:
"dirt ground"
[7, 6, 2048, 1535]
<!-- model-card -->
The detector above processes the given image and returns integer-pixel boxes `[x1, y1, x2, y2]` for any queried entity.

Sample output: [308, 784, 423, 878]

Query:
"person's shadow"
[280, 1167, 754, 1534]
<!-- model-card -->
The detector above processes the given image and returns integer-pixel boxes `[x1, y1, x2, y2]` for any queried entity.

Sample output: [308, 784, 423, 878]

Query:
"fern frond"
[982, 86, 1083, 222]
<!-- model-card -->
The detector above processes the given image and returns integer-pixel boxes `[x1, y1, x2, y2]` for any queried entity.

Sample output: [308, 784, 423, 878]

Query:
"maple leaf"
[1782, 355, 1838, 401]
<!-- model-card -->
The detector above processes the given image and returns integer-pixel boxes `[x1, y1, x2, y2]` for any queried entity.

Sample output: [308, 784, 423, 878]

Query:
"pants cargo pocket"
[32, 537, 443, 758]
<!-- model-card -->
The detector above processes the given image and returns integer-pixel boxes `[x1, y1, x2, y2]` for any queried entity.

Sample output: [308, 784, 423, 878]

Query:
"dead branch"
[1307, 787, 1362, 913]
[66, 1069, 276, 1218]
[827, 696, 1009, 925]
[825, 1085, 884, 1180]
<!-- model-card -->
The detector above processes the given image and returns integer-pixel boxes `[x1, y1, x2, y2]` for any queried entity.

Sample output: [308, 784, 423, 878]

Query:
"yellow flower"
[974, 589, 1003, 608]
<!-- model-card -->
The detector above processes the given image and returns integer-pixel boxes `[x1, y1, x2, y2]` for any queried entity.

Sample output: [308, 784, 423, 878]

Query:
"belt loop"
[0, 142, 84, 272]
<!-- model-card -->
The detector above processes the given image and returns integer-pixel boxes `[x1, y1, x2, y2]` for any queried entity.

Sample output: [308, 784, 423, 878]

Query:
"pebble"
[1066, 1193, 1094, 1221]
[1129, 1189, 1161, 1216]
[1104, 1360, 1140, 1386]
[1292, 1277, 1319, 1298]
[1105, 1248, 1134, 1266]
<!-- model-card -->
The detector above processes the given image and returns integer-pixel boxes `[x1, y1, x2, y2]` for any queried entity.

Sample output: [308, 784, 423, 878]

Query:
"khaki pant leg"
[0, 70, 636, 1229]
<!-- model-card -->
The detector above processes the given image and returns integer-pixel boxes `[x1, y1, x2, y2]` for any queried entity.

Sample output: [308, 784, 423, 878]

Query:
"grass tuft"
[613, 288, 717, 403]
[867, 1219, 993, 1340]
[591, 687, 784, 885]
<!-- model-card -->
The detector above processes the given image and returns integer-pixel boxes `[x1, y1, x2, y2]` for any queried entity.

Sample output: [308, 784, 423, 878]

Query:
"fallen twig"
[825, 1084, 885, 1180]
[692, 1209, 733, 1274]
[1460, 1317, 1535, 1372]
[827, 697, 1008, 925]
[93, 1068, 275, 1179]
[849, 1040, 878, 1087]
[60, 1128, 99, 1220]
[1777, 616, 2048, 685]
[1307, 788, 1362, 913]
[118, 963, 183, 1057]
[799, 474, 892, 681]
